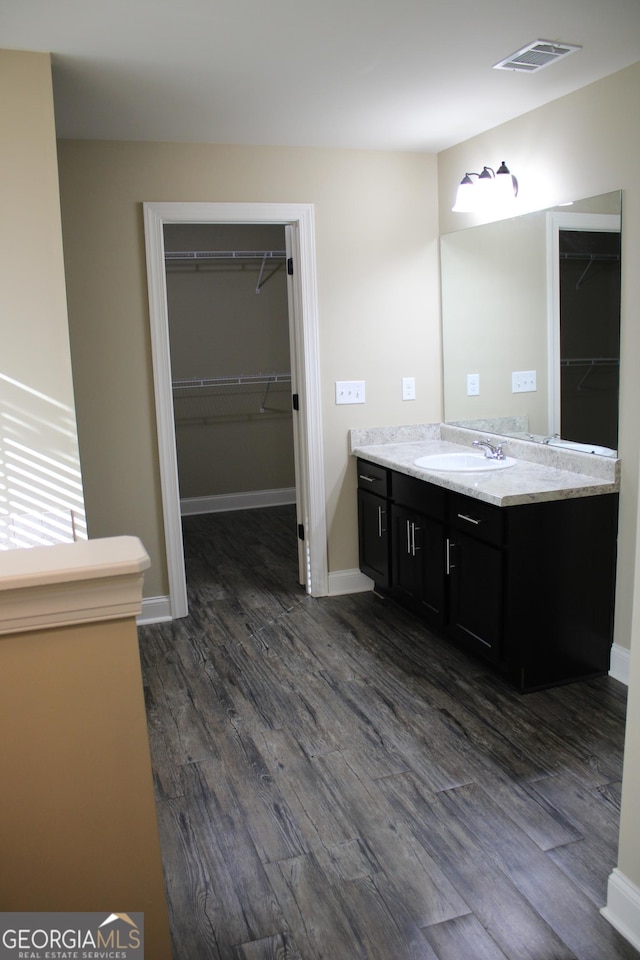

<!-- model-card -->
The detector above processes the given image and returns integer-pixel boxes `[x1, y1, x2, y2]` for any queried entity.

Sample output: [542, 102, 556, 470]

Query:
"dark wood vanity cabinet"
[356, 460, 391, 588]
[356, 457, 619, 691]
[503, 494, 618, 690]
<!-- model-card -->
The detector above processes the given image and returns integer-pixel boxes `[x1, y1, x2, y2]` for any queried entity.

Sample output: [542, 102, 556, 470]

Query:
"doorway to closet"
[143, 201, 327, 621]
[164, 222, 295, 517]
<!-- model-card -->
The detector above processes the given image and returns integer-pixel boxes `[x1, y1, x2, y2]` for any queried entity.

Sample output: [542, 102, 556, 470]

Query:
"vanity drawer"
[357, 459, 390, 497]
[392, 471, 446, 520]
[448, 492, 504, 546]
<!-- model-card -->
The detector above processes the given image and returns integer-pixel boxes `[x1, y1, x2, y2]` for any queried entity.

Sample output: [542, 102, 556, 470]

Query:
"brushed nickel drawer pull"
[359, 474, 378, 483]
[446, 538, 456, 574]
[458, 513, 481, 525]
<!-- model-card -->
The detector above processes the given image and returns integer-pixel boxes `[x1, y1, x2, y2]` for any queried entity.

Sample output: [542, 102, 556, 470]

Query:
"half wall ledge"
[0, 535, 150, 634]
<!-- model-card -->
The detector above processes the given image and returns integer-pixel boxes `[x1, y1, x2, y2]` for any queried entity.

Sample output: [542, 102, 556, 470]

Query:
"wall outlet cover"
[467, 373, 480, 396]
[402, 377, 416, 401]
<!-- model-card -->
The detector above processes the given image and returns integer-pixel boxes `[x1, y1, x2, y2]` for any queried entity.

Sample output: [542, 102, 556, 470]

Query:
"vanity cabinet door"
[391, 504, 446, 627]
[446, 492, 505, 663]
[357, 489, 390, 588]
[447, 530, 504, 663]
[357, 460, 391, 588]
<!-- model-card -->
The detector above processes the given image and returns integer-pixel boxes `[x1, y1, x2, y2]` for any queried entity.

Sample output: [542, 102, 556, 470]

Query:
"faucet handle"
[494, 440, 508, 460]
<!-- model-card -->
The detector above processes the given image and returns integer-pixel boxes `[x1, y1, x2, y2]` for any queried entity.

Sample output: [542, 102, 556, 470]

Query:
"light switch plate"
[335, 380, 365, 404]
[512, 370, 537, 393]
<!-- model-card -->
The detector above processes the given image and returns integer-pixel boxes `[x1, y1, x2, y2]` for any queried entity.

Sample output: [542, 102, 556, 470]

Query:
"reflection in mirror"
[440, 191, 621, 456]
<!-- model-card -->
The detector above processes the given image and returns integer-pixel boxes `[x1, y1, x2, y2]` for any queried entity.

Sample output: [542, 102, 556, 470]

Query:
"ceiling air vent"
[493, 40, 582, 73]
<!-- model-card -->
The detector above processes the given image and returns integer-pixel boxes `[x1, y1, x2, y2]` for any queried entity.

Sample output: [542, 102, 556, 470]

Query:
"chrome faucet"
[542, 433, 560, 444]
[472, 438, 508, 460]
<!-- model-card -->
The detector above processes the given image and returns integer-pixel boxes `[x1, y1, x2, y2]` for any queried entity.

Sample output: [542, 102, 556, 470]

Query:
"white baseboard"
[610, 643, 630, 686]
[328, 568, 374, 596]
[137, 595, 172, 625]
[602, 868, 640, 951]
[181, 488, 296, 516]
[138, 571, 371, 622]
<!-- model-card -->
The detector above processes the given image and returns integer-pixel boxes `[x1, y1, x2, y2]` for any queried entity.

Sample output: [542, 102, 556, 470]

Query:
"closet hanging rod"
[560, 357, 619, 367]
[164, 250, 286, 262]
[172, 373, 291, 390]
[559, 252, 620, 261]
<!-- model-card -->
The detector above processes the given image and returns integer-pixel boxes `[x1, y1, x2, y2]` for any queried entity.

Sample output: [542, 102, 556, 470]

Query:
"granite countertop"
[350, 423, 620, 507]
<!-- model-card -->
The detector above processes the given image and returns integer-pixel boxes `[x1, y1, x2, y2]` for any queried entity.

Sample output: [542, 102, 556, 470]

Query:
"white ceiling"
[2, 0, 640, 152]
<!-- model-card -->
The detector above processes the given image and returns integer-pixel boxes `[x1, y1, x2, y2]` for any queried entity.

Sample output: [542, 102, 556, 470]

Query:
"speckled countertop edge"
[349, 423, 620, 507]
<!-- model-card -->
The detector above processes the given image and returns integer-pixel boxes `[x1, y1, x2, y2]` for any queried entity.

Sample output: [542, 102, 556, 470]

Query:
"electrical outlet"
[467, 373, 480, 396]
[512, 370, 537, 393]
[335, 380, 365, 404]
[402, 377, 416, 401]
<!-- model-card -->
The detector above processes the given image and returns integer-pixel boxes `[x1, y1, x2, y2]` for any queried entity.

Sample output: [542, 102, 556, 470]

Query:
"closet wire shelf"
[560, 357, 620, 392]
[172, 373, 292, 424]
[164, 249, 287, 293]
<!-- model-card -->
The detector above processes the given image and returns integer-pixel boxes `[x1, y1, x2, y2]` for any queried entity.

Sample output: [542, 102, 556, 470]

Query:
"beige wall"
[438, 59, 640, 908]
[0, 616, 171, 958]
[57, 142, 441, 594]
[0, 50, 85, 544]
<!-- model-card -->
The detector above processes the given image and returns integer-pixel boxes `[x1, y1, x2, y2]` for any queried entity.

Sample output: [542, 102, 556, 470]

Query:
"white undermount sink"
[414, 452, 517, 473]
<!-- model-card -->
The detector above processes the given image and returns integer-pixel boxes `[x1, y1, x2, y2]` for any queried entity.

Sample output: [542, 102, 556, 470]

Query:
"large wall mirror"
[441, 190, 621, 456]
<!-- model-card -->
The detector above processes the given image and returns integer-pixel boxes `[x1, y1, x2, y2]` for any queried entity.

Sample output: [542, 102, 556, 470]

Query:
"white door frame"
[546, 211, 621, 435]
[143, 201, 328, 618]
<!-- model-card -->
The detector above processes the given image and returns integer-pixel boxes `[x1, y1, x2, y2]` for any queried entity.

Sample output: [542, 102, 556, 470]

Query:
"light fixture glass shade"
[452, 160, 518, 212]
[452, 174, 477, 212]
[475, 167, 495, 209]
[494, 160, 517, 206]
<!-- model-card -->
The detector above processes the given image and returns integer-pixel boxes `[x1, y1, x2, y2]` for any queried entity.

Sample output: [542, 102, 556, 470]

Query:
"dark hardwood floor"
[138, 505, 638, 960]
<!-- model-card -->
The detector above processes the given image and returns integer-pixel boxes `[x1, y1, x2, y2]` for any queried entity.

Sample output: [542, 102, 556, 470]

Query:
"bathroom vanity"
[353, 424, 619, 692]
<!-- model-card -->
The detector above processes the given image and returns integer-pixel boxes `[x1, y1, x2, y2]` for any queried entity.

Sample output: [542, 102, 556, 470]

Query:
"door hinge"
[292, 393, 299, 411]
[298, 523, 305, 541]
[287, 257, 294, 275]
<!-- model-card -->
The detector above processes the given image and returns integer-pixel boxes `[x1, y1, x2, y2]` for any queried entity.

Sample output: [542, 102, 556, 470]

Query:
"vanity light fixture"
[452, 161, 518, 213]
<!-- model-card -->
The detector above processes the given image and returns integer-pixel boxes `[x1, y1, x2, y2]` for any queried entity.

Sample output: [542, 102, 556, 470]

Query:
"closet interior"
[559, 228, 621, 450]
[164, 223, 295, 513]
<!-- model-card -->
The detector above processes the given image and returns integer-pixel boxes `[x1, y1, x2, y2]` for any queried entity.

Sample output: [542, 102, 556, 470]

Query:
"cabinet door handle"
[359, 474, 378, 483]
[405, 520, 421, 556]
[377, 506, 386, 537]
[412, 524, 420, 555]
[457, 512, 481, 525]
[446, 538, 456, 574]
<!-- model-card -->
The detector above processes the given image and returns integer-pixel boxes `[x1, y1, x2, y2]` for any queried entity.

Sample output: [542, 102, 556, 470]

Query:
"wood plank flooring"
[138, 505, 639, 960]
